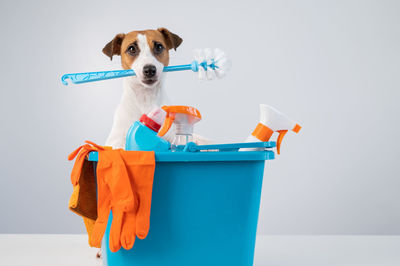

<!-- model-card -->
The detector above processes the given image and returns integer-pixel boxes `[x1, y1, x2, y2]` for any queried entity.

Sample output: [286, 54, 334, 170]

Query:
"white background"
[0, 0, 399, 234]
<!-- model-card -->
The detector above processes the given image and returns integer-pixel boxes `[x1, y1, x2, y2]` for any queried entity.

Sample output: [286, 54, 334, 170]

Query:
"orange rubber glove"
[89, 159, 112, 248]
[90, 150, 155, 252]
[118, 150, 156, 248]
[90, 149, 136, 252]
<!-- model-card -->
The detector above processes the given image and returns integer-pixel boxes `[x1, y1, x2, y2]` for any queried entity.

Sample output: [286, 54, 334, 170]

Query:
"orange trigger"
[276, 130, 288, 155]
[158, 115, 174, 137]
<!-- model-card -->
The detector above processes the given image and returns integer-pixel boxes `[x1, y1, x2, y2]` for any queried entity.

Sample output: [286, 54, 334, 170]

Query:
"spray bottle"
[245, 104, 301, 154]
[125, 107, 170, 151]
[158, 106, 202, 151]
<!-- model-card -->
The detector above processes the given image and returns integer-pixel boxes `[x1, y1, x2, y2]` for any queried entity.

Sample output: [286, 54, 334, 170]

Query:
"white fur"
[131, 34, 164, 86]
[105, 77, 170, 149]
[105, 34, 210, 149]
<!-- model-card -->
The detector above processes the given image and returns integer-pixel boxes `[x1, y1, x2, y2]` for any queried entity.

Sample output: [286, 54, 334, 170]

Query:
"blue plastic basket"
[88, 142, 275, 266]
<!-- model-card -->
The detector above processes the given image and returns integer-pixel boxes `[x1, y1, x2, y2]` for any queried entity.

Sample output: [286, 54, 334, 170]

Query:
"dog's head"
[103, 28, 182, 88]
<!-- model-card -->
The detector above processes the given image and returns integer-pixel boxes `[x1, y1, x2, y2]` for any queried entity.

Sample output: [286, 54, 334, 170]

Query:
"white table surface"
[0, 234, 399, 266]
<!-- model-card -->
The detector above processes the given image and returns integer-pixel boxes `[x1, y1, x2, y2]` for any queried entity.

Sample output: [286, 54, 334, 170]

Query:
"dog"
[103, 28, 183, 149]
[97, 28, 208, 258]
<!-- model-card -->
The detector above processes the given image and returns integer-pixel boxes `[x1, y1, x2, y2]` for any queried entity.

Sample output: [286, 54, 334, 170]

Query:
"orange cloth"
[68, 142, 156, 251]
[90, 149, 156, 252]
[68, 141, 107, 186]
[68, 141, 109, 247]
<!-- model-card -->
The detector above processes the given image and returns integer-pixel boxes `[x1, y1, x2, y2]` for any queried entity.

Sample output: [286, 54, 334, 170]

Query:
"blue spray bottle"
[125, 107, 170, 151]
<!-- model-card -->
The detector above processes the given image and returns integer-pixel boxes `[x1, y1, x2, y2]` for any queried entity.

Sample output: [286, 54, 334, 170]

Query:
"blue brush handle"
[61, 61, 216, 85]
[61, 69, 135, 85]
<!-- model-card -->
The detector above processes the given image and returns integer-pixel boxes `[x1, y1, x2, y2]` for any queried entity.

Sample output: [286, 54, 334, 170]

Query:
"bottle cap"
[147, 107, 167, 126]
[140, 114, 161, 132]
[139, 107, 167, 132]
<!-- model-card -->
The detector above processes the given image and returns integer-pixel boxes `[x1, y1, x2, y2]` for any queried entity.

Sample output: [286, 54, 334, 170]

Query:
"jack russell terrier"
[96, 27, 207, 259]
[103, 27, 207, 149]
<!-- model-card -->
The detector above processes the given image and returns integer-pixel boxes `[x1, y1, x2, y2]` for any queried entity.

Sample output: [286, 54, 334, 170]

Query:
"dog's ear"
[102, 33, 125, 60]
[157, 28, 182, 51]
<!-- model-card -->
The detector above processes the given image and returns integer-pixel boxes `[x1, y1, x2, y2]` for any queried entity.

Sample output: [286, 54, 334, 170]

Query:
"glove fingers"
[90, 197, 111, 247]
[134, 161, 155, 240]
[109, 208, 123, 252]
[121, 211, 136, 250]
[90, 218, 108, 247]
[136, 191, 152, 239]
[90, 171, 112, 247]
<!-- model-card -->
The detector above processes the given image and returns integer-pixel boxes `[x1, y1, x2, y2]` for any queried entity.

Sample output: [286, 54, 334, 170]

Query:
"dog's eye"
[153, 42, 164, 54]
[126, 45, 138, 56]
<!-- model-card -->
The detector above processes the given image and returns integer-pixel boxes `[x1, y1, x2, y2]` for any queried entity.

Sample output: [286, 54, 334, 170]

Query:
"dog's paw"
[96, 249, 102, 259]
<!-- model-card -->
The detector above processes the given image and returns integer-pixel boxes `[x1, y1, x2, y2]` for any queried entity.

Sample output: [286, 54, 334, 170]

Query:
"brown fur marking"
[102, 28, 182, 70]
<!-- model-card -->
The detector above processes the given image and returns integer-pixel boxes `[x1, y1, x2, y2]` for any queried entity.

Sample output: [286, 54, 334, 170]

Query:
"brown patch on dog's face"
[102, 28, 183, 70]
[120, 30, 170, 69]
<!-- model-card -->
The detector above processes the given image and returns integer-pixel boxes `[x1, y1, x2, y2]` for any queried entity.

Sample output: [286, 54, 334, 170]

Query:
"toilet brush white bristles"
[193, 48, 232, 80]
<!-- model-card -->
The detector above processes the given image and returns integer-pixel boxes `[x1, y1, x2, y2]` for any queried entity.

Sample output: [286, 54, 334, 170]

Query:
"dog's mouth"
[142, 78, 158, 85]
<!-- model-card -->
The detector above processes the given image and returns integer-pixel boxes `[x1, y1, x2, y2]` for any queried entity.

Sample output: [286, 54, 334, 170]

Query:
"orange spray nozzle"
[157, 105, 202, 137]
[276, 130, 288, 155]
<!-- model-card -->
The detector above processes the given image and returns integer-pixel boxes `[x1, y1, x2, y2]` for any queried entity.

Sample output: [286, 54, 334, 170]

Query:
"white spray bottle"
[245, 104, 301, 154]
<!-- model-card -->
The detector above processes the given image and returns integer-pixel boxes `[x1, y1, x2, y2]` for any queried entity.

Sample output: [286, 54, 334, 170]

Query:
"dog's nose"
[143, 64, 157, 78]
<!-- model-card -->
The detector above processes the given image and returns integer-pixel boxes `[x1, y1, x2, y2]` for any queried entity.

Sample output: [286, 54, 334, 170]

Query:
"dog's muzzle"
[143, 64, 157, 79]
[142, 64, 158, 85]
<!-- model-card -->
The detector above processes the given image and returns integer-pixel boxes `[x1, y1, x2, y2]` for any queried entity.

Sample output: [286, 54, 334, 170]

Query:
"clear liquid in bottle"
[171, 134, 193, 152]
